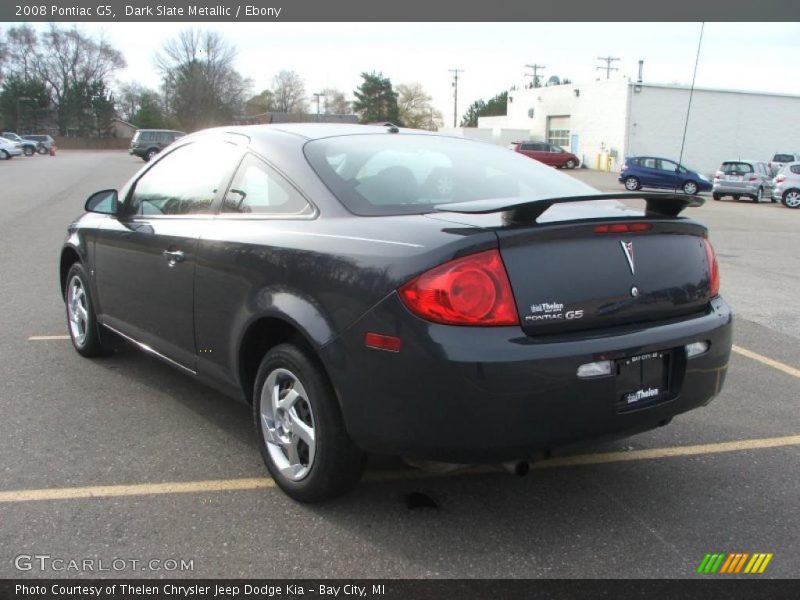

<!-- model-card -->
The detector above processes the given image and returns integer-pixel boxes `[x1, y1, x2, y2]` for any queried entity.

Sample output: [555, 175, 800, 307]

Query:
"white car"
[0, 137, 23, 160]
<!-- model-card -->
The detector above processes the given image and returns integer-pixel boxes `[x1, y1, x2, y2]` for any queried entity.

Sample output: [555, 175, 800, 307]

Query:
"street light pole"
[449, 69, 464, 127]
[17, 97, 32, 132]
[313, 92, 326, 122]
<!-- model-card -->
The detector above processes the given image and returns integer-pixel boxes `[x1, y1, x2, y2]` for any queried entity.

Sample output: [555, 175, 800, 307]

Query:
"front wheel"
[0, 150, 9, 160]
[565, 159, 577, 169]
[783, 190, 800, 209]
[624, 176, 640, 191]
[682, 180, 699, 195]
[253, 343, 366, 503]
[23, 146, 34, 157]
[65, 263, 114, 357]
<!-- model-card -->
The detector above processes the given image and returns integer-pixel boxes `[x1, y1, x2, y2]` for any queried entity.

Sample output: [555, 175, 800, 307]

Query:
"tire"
[23, 146, 34, 157]
[64, 263, 114, 357]
[712, 193, 722, 201]
[682, 180, 698, 195]
[733, 195, 741, 201]
[752, 187, 763, 203]
[37, 145, 48, 155]
[624, 176, 640, 191]
[253, 343, 366, 503]
[0, 150, 9, 160]
[144, 148, 159, 162]
[783, 190, 800, 209]
[565, 159, 577, 169]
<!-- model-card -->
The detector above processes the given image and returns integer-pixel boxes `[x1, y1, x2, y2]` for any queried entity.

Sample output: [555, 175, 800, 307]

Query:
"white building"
[468, 79, 800, 175]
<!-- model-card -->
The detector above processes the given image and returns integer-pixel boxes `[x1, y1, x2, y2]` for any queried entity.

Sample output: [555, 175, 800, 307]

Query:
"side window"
[222, 154, 313, 216]
[791, 165, 800, 175]
[659, 160, 677, 172]
[127, 141, 239, 216]
[642, 158, 657, 169]
[141, 132, 154, 142]
[520, 143, 536, 151]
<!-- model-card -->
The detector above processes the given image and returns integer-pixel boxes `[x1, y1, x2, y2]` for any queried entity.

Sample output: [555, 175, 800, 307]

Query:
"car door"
[756, 162, 773, 194]
[93, 138, 242, 370]
[657, 159, 680, 189]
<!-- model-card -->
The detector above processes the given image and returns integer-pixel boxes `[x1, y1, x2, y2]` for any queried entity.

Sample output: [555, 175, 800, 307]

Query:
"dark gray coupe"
[60, 124, 732, 502]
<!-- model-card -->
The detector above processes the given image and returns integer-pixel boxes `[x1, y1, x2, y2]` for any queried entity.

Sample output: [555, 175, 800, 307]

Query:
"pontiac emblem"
[620, 241, 635, 275]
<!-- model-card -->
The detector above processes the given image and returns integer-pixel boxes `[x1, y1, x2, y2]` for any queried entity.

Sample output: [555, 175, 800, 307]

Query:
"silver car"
[712, 160, 775, 203]
[769, 152, 800, 176]
[772, 161, 800, 209]
[0, 137, 23, 159]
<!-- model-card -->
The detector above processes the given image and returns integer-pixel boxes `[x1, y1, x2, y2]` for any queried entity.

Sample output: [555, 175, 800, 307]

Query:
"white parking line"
[732, 345, 800, 379]
[28, 335, 70, 341]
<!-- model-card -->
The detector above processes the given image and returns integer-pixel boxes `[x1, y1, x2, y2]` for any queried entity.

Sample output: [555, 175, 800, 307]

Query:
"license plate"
[725, 175, 743, 181]
[615, 351, 671, 410]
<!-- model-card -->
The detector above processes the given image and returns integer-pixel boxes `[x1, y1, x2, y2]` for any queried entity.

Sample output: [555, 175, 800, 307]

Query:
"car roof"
[211, 123, 441, 142]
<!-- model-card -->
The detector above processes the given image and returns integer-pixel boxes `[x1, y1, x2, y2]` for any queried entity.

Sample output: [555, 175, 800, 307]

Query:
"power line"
[524, 64, 546, 89]
[596, 56, 620, 79]
[449, 68, 464, 127]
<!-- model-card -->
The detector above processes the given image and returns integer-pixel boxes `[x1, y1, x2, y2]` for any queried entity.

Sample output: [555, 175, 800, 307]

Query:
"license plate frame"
[615, 350, 672, 410]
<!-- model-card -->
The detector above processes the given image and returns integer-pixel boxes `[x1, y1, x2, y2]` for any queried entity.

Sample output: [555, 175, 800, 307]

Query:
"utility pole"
[596, 56, 620, 79]
[524, 64, 546, 89]
[312, 92, 326, 121]
[449, 68, 463, 127]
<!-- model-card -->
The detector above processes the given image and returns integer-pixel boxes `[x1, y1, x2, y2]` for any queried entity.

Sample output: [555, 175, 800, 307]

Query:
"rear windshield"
[304, 134, 595, 216]
[720, 162, 753, 174]
[773, 154, 795, 163]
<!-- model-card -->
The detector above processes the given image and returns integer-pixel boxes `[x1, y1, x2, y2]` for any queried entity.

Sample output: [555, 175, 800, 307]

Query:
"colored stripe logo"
[697, 552, 773, 574]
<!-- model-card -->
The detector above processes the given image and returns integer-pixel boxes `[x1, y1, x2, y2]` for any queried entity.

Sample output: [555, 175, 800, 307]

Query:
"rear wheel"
[733, 195, 741, 201]
[712, 193, 722, 201]
[253, 343, 366, 502]
[36, 144, 48, 155]
[624, 176, 640, 191]
[682, 180, 698, 195]
[752, 187, 763, 203]
[783, 190, 800, 209]
[23, 146, 34, 157]
[144, 148, 159, 162]
[565, 158, 577, 169]
[0, 150, 9, 160]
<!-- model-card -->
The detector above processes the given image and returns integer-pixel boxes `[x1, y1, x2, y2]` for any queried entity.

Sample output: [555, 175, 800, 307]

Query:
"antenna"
[449, 68, 464, 127]
[524, 64, 546, 89]
[676, 23, 705, 190]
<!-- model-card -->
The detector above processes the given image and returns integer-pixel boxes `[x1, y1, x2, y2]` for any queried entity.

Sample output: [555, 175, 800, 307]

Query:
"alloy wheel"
[67, 275, 89, 346]
[259, 368, 316, 481]
[683, 181, 698, 195]
[784, 191, 800, 209]
[624, 177, 639, 191]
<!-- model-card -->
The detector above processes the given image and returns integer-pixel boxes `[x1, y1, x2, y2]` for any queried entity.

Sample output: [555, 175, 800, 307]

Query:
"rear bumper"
[322, 294, 733, 463]
[713, 182, 759, 196]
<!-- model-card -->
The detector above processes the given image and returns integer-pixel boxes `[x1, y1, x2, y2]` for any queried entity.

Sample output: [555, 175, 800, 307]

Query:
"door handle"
[162, 249, 185, 264]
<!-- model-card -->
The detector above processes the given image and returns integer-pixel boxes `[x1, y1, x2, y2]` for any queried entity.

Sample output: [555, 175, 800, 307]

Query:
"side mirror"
[85, 189, 119, 215]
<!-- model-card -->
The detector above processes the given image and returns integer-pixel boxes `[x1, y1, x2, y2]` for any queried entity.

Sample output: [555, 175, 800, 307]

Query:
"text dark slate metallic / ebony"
[60, 124, 733, 502]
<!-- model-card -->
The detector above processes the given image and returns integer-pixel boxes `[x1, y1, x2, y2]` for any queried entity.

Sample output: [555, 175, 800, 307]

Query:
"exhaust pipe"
[502, 460, 530, 477]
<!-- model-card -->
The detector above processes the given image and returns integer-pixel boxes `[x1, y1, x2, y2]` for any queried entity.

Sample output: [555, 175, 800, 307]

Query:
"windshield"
[720, 162, 753, 174]
[773, 154, 794, 163]
[304, 134, 595, 216]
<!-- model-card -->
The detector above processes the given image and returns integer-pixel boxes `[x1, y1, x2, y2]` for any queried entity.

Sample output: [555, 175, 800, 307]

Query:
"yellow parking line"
[28, 335, 70, 341]
[2, 434, 799, 504]
[733, 345, 800, 378]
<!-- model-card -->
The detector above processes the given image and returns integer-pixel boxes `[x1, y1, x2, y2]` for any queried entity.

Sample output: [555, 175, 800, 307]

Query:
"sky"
[21, 22, 800, 124]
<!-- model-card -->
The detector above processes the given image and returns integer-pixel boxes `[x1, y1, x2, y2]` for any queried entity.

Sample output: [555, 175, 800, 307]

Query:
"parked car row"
[0, 132, 55, 158]
[618, 154, 799, 209]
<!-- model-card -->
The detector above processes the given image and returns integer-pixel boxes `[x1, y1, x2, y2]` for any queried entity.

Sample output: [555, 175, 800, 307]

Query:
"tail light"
[776, 174, 786, 183]
[399, 249, 518, 326]
[748, 175, 759, 182]
[594, 222, 652, 233]
[713, 171, 723, 180]
[703, 239, 720, 297]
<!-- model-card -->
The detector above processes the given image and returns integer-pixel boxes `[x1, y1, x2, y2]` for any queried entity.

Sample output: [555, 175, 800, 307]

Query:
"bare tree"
[156, 29, 250, 131]
[397, 82, 442, 130]
[116, 82, 147, 123]
[271, 70, 307, 114]
[320, 87, 351, 115]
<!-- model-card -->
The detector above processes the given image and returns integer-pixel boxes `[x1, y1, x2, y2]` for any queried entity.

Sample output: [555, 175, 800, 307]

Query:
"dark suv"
[129, 129, 185, 161]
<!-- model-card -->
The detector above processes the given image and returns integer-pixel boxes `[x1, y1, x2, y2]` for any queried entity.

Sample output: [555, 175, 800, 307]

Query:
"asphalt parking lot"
[1, 152, 798, 579]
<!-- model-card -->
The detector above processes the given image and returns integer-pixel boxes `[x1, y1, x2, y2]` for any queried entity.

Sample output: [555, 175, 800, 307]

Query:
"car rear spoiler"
[436, 192, 704, 222]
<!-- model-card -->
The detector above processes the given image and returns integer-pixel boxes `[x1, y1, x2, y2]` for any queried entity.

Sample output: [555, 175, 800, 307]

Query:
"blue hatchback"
[619, 156, 712, 195]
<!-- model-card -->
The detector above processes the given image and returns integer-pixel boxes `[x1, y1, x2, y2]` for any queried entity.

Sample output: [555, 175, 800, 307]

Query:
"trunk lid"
[497, 221, 712, 335]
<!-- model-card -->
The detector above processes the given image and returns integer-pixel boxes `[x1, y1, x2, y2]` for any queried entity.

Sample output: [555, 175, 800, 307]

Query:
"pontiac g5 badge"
[620, 241, 635, 275]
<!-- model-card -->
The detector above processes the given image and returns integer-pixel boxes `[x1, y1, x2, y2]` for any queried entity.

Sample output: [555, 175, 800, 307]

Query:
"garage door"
[547, 115, 570, 148]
